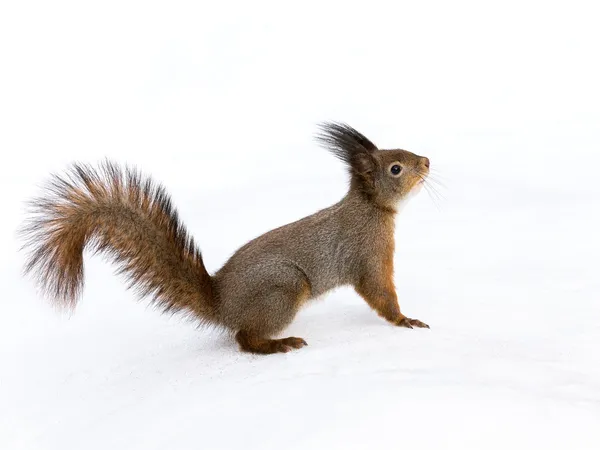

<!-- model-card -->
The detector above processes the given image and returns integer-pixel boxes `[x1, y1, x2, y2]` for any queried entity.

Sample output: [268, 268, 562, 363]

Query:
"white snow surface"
[1, 1, 599, 449]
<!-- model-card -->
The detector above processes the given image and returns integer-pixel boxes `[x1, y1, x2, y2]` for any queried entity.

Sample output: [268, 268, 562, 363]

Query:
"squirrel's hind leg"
[219, 264, 311, 354]
[233, 279, 311, 354]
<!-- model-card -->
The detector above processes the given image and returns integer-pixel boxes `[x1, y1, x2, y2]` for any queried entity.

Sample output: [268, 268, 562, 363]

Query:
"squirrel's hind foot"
[236, 331, 307, 354]
[395, 317, 430, 329]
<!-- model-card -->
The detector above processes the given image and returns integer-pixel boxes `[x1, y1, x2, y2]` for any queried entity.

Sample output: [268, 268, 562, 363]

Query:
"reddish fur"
[354, 214, 404, 323]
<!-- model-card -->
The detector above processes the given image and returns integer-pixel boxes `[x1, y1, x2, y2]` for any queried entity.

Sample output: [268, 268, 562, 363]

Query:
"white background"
[1, 1, 599, 449]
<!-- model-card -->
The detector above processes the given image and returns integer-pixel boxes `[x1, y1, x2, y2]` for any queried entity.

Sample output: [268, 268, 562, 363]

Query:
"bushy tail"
[20, 160, 217, 324]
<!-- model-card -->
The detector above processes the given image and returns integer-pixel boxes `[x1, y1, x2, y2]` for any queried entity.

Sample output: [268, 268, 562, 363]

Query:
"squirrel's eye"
[390, 164, 402, 175]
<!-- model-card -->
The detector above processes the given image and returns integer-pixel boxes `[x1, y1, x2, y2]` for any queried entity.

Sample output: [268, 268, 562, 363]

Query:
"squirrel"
[20, 122, 431, 354]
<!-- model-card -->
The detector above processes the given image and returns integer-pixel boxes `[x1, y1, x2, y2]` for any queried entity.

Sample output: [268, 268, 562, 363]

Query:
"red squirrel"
[21, 122, 431, 354]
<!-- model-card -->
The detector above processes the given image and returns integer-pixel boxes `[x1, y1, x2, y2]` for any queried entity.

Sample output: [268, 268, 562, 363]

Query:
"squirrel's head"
[316, 122, 430, 211]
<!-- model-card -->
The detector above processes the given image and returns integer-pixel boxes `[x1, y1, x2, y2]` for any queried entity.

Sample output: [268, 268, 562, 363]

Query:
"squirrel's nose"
[422, 157, 430, 168]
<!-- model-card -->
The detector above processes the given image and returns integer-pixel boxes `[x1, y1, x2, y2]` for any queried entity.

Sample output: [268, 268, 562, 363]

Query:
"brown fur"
[20, 122, 431, 354]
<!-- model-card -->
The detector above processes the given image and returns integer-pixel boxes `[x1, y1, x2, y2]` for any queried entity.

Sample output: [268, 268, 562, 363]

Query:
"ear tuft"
[315, 122, 378, 165]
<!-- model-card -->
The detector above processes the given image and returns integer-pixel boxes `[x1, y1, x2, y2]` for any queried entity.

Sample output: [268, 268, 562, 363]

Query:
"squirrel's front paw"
[395, 316, 430, 329]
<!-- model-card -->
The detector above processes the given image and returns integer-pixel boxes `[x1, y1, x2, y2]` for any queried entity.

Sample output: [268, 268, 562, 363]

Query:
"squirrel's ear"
[351, 153, 377, 188]
[315, 121, 379, 189]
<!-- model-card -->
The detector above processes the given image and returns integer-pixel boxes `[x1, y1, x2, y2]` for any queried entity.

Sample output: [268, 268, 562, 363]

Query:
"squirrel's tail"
[20, 160, 217, 324]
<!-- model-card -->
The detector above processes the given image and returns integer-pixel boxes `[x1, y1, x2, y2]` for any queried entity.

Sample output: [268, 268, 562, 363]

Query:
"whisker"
[425, 179, 446, 197]
[424, 175, 447, 190]
[422, 183, 442, 210]
[429, 167, 445, 174]
[426, 167, 447, 181]
[415, 172, 445, 209]
[417, 171, 446, 190]
[424, 181, 446, 201]
[426, 178, 446, 202]
[428, 169, 448, 181]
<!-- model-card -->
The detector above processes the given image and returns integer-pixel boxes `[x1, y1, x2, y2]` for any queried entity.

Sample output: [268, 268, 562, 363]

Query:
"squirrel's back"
[215, 192, 395, 301]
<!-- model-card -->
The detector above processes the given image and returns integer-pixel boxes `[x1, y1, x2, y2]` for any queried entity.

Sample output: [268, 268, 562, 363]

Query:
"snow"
[1, 1, 599, 449]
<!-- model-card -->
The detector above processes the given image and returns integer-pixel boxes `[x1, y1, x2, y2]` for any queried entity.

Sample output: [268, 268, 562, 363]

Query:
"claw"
[411, 319, 430, 329]
[396, 318, 414, 328]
